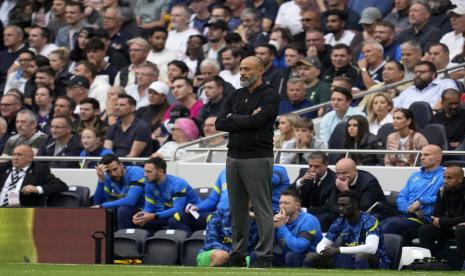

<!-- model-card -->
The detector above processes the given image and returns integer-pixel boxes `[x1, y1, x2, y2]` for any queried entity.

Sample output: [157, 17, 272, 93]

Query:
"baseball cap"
[206, 20, 229, 31]
[148, 81, 169, 95]
[359, 7, 382, 25]
[168, 105, 190, 123]
[448, 6, 465, 16]
[296, 56, 322, 70]
[66, 76, 90, 89]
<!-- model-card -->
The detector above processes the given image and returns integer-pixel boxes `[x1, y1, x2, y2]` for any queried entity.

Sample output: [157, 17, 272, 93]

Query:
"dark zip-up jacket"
[215, 82, 280, 159]
[433, 182, 465, 229]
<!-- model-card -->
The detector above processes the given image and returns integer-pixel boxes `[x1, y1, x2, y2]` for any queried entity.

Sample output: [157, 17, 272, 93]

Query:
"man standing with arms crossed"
[216, 56, 280, 268]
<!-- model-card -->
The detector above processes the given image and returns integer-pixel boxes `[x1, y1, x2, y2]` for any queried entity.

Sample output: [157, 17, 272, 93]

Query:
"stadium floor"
[0, 264, 463, 276]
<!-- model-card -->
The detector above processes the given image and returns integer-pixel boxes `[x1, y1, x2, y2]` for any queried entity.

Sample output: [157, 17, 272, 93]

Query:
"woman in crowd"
[152, 118, 199, 160]
[344, 115, 385, 165]
[367, 93, 394, 135]
[79, 127, 113, 168]
[69, 27, 95, 64]
[48, 48, 72, 97]
[385, 108, 429, 166]
[274, 113, 299, 164]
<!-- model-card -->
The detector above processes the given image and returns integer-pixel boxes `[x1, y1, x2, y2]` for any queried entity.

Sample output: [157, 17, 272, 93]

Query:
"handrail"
[170, 131, 228, 161]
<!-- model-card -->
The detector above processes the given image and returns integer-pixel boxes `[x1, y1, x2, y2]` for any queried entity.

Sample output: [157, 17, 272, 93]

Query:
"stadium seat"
[399, 246, 432, 270]
[420, 124, 449, 150]
[408, 101, 432, 130]
[181, 229, 206, 266]
[384, 234, 403, 270]
[114, 228, 150, 259]
[194, 187, 212, 200]
[328, 121, 347, 164]
[144, 229, 188, 265]
[46, 186, 90, 207]
[384, 190, 399, 210]
[377, 123, 395, 146]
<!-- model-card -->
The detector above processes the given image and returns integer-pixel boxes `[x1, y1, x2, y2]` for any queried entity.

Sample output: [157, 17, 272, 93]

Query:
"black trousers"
[418, 224, 465, 264]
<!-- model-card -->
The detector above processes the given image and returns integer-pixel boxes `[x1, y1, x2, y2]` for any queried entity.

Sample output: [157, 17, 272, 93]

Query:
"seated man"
[0, 145, 67, 207]
[132, 157, 201, 235]
[279, 77, 317, 119]
[382, 145, 444, 243]
[304, 191, 390, 269]
[271, 189, 322, 267]
[291, 151, 337, 231]
[418, 165, 465, 265]
[92, 154, 145, 230]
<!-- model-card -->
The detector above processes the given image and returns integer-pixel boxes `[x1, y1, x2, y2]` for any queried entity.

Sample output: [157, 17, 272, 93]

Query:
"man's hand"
[132, 212, 156, 227]
[185, 203, 199, 214]
[307, 45, 318, 57]
[431, 216, 440, 228]
[252, 107, 261, 116]
[335, 178, 349, 192]
[274, 208, 288, 227]
[357, 58, 368, 70]
[21, 185, 39, 195]
[300, 169, 316, 182]
[408, 200, 421, 214]
[320, 246, 340, 258]
[96, 164, 107, 182]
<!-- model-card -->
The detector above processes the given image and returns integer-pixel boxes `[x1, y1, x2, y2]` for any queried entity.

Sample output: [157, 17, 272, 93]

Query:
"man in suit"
[290, 151, 337, 231]
[328, 158, 391, 219]
[0, 145, 67, 207]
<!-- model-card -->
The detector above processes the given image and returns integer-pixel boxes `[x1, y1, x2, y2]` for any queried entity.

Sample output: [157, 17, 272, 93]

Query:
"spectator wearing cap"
[104, 94, 152, 157]
[357, 40, 386, 90]
[114, 37, 151, 89]
[397, 1, 442, 52]
[219, 47, 242, 89]
[163, 77, 204, 122]
[189, 0, 210, 34]
[279, 77, 316, 119]
[136, 81, 170, 133]
[165, 4, 200, 56]
[146, 27, 181, 83]
[269, 27, 293, 70]
[74, 60, 111, 111]
[65, 76, 90, 113]
[245, 0, 279, 33]
[318, 86, 365, 143]
[205, 20, 228, 60]
[197, 76, 226, 124]
[297, 56, 331, 108]
[255, 44, 286, 98]
[324, 10, 360, 48]
[38, 115, 83, 168]
[85, 37, 119, 85]
[440, 6, 465, 61]
[181, 34, 207, 79]
[126, 63, 159, 109]
[152, 117, 200, 160]
[55, 1, 87, 50]
[359, 7, 382, 41]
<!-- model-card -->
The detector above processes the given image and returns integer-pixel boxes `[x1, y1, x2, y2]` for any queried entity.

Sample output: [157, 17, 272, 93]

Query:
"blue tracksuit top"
[276, 212, 322, 254]
[143, 175, 201, 219]
[93, 165, 145, 209]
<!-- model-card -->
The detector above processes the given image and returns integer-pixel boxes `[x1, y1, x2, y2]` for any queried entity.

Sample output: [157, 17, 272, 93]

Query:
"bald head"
[239, 56, 264, 89]
[420, 144, 442, 171]
[335, 158, 357, 182]
[242, 56, 264, 70]
[12, 145, 34, 169]
[444, 165, 464, 191]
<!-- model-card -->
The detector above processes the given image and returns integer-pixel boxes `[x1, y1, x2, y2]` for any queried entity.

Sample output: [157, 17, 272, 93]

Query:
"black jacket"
[216, 82, 280, 159]
[37, 134, 83, 168]
[345, 133, 385, 166]
[0, 161, 68, 206]
[433, 182, 465, 229]
[290, 168, 337, 214]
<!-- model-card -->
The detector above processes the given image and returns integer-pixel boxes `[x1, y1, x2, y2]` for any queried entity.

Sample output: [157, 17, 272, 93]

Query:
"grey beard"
[240, 75, 258, 88]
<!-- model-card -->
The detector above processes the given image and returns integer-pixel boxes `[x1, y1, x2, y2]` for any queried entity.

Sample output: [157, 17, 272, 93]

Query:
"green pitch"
[0, 264, 463, 276]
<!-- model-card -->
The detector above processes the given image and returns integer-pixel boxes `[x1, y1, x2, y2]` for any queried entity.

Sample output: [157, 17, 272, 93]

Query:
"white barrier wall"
[52, 163, 420, 196]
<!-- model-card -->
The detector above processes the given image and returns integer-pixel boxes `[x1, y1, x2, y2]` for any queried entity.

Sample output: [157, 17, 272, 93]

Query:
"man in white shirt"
[324, 10, 357, 47]
[28, 27, 58, 57]
[394, 61, 458, 109]
[428, 43, 458, 76]
[219, 47, 242, 89]
[147, 27, 180, 83]
[440, 6, 465, 61]
[205, 20, 227, 60]
[275, 0, 308, 35]
[126, 63, 159, 109]
[165, 4, 200, 56]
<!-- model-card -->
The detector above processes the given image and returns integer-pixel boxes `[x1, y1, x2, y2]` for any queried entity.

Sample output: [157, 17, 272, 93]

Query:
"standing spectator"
[165, 4, 199, 56]
[55, 1, 87, 50]
[104, 94, 151, 157]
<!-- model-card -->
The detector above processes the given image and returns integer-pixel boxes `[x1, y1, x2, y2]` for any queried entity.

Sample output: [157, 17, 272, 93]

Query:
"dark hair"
[210, 4, 232, 17]
[344, 115, 369, 147]
[393, 108, 417, 131]
[280, 188, 302, 203]
[386, 60, 404, 72]
[80, 97, 100, 111]
[271, 26, 294, 44]
[441, 88, 460, 101]
[55, 95, 76, 111]
[145, 157, 167, 173]
[168, 60, 189, 75]
[33, 56, 51, 68]
[100, 153, 120, 165]
[20, 49, 36, 58]
[337, 190, 361, 205]
[85, 37, 106, 52]
[256, 43, 277, 56]
[308, 151, 328, 164]
[117, 94, 137, 107]
[374, 21, 395, 32]
[76, 60, 97, 78]
[331, 86, 352, 101]
[5, 88, 25, 105]
[429, 43, 450, 55]
[325, 9, 347, 22]
[225, 32, 242, 44]
[36, 65, 55, 77]
[31, 26, 51, 42]
[150, 26, 168, 36]
[331, 43, 351, 55]
[35, 85, 55, 98]
[52, 114, 73, 128]
[415, 61, 437, 73]
[220, 46, 244, 59]
[172, 76, 194, 88]
[65, 0, 85, 13]
[284, 43, 306, 56]
[204, 75, 225, 89]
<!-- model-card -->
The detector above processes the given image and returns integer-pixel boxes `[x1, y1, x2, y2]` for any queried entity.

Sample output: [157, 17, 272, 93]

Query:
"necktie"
[2, 169, 22, 207]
